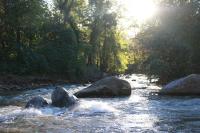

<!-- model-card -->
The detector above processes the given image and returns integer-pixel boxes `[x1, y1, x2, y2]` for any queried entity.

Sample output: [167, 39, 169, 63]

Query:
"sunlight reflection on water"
[1, 74, 200, 132]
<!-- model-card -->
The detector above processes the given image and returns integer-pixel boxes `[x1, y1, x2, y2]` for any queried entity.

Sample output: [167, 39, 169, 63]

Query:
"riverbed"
[0, 74, 200, 132]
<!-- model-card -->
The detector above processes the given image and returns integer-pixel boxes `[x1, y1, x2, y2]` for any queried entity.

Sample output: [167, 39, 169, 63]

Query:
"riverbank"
[0, 74, 71, 95]
[0, 71, 112, 95]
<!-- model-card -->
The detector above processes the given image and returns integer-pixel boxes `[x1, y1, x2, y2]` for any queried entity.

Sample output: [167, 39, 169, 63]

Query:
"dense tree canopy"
[0, 0, 129, 81]
[1, 0, 200, 83]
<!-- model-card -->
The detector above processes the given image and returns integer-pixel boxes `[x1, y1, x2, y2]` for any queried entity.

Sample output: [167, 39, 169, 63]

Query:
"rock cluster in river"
[159, 74, 200, 95]
[25, 86, 77, 108]
[25, 76, 131, 108]
[74, 76, 131, 98]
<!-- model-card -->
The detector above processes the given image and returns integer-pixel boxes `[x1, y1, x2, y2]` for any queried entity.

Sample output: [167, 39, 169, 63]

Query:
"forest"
[0, 0, 200, 83]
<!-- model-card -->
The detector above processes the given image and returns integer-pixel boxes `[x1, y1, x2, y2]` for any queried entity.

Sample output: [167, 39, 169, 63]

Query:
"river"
[0, 74, 200, 133]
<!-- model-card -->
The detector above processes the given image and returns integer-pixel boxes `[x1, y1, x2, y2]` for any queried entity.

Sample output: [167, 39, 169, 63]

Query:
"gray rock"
[51, 86, 77, 107]
[74, 76, 131, 98]
[25, 96, 48, 108]
[159, 74, 200, 95]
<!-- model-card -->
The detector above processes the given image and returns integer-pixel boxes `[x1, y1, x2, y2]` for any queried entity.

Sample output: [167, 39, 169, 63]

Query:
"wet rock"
[159, 74, 200, 95]
[51, 86, 77, 107]
[25, 96, 48, 108]
[74, 76, 131, 98]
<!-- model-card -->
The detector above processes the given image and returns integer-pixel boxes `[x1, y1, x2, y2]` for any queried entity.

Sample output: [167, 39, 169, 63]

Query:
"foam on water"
[0, 100, 118, 122]
[0, 106, 43, 123]
[2, 74, 200, 132]
[72, 100, 118, 114]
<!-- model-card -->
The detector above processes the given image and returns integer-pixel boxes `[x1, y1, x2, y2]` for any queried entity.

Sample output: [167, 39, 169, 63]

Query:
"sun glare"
[121, 0, 157, 22]
[117, 0, 158, 37]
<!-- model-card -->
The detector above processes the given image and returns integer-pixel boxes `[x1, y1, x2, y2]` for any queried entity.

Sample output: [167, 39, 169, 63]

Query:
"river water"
[0, 74, 200, 133]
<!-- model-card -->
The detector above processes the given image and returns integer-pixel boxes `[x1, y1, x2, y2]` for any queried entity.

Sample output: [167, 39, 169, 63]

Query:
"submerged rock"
[25, 96, 48, 108]
[159, 74, 200, 95]
[74, 76, 131, 98]
[51, 86, 77, 107]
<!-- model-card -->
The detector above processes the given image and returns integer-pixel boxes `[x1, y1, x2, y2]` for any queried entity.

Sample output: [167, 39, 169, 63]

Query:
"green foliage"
[0, 0, 129, 81]
[128, 0, 200, 83]
[0, 0, 49, 74]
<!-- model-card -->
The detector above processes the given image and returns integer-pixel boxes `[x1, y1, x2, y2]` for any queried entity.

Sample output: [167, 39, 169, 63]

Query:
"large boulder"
[74, 76, 131, 98]
[159, 74, 200, 95]
[51, 86, 77, 107]
[25, 96, 48, 108]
